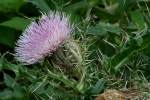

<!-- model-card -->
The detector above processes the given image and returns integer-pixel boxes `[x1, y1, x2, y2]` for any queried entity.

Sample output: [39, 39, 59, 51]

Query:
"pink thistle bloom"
[15, 11, 72, 65]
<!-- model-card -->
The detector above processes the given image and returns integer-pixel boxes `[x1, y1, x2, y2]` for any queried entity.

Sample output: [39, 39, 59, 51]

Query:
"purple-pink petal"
[15, 11, 72, 65]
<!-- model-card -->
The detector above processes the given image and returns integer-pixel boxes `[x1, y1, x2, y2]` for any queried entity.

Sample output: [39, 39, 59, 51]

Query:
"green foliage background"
[0, 0, 150, 99]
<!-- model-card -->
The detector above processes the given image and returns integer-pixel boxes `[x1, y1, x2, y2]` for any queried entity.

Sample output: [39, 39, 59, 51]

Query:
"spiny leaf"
[131, 10, 145, 29]
[0, 17, 30, 31]
[111, 30, 150, 71]
[4, 73, 16, 88]
[0, 0, 24, 12]
[0, 26, 18, 47]
[87, 22, 121, 36]
[29, 0, 51, 13]
[90, 79, 106, 94]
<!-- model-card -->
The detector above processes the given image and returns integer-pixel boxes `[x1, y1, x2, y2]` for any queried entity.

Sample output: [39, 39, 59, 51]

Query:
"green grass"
[0, 0, 150, 99]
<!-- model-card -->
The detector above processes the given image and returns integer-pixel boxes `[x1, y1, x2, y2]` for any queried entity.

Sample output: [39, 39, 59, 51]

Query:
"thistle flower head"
[15, 11, 72, 65]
